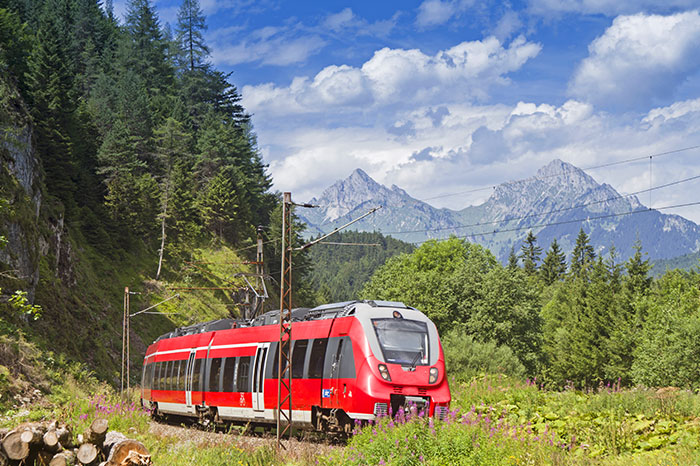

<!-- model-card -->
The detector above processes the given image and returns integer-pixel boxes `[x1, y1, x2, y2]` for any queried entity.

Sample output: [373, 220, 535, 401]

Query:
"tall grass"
[326, 375, 700, 465]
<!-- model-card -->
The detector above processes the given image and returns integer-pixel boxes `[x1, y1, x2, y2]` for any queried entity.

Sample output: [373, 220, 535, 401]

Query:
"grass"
[326, 375, 700, 466]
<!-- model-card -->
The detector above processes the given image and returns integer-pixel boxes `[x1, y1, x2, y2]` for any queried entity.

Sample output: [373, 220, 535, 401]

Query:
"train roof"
[153, 300, 415, 343]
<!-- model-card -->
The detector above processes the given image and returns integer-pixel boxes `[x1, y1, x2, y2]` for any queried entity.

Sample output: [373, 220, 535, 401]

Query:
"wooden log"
[85, 419, 109, 446]
[43, 429, 62, 453]
[49, 450, 76, 466]
[0, 428, 9, 440]
[77, 443, 99, 465]
[20, 426, 44, 446]
[1, 430, 29, 460]
[55, 426, 72, 447]
[102, 431, 126, 453]
[103, 431, 151, 466]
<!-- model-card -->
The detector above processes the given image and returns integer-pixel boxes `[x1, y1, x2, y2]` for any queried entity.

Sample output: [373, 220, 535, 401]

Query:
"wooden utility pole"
[277, 193, 293, 450]
[121, 287, 130, 395]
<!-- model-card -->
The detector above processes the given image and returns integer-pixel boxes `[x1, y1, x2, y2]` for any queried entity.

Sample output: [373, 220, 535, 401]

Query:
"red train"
[140, 300, 451, 432]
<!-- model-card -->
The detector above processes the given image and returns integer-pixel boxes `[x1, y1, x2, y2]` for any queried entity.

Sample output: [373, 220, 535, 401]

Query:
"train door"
[330, 338, 345, 407]
[322, 337, 345, 409]
[252, 343, 270, 412]
[184, 349, 196, 409]
[322, 335, 356, 410]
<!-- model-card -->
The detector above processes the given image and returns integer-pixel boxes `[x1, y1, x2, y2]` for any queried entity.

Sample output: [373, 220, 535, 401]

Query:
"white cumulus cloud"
[568, 11, 700, 110]
[242, 36, 542, 116]
[643, 97, 700, 124]
[528, 0, 699, 17]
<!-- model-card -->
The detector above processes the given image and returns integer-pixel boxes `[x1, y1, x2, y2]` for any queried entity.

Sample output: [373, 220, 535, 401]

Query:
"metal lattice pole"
[255, 227, 265, 317]
[277, 193, 293, 449]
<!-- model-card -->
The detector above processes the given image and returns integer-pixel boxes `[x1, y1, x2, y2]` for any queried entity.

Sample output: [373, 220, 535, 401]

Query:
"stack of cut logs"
[0, 419, 152, 466]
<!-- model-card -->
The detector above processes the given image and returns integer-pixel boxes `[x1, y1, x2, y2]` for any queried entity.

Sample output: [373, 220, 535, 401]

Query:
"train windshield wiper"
[407, 349, 423, 369]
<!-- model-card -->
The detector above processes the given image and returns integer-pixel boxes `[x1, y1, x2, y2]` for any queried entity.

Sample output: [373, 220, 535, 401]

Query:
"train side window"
[153, 363, 159, 390]
[232, 357, 239, 392]
[338, 337, 356, 378]
[145, 363, 153, 390]
[269, 344, 279, 379]
[150, 362, 155, 390]
[308, 339, 328, 379]
[292, 340, 309, 379]
[170, 361, 177, 390]
[169, 361, 176, 391]
[165, 361, 172, 390]
[208, 358, 222, 392]
[171, 361, 178, 390]
[223, 357, 236, 392]
[175, 361, 182, 391]
[334, 339, 344, 374]
[156, 361, 162, 390]
[237, 356, 251, 392]
[193, 359, 202, 392]
[178, 360, 186, 390]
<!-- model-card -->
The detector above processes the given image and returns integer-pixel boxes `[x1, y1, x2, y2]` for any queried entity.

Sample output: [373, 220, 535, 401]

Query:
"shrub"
[442, 328, 526, 380]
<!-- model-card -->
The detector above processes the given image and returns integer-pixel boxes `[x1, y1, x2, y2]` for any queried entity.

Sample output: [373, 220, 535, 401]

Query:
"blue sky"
[115, 0, 700, 222]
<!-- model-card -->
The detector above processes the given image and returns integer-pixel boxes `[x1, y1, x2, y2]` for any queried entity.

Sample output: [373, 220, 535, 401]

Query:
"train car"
[140, 300, 451, 432]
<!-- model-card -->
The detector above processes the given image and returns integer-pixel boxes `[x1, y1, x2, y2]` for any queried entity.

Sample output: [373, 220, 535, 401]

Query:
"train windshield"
[372, 319, 429, 366]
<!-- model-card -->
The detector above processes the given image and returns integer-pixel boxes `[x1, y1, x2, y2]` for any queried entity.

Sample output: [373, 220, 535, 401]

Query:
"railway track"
[148, 419, 341, 460]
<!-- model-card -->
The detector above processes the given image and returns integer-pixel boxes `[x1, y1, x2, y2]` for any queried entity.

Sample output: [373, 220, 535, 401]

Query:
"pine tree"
[25, 0, 78, 212]
[115, 70, 153, 161]
[153, 117, 191, 278]
[0, 8, 32, 91]
[97, 119, 158, 240]
[70, 0, 111, 98]
[570, 228, 595, 278]
[123, 0, 172, 94]
[519, 230, 542, 276]
[105, 0, 114, 22]
[507, 246, 519, 270]
[625, 239, 652, 296]
[606, 245, 623, 292]
[199, 168, 239, 241]
[175, 0, 209, 71]
[541, 239, 567, 285]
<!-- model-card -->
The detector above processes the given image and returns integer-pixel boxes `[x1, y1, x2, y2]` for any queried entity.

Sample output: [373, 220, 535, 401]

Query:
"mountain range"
[298, 160, 700, 262]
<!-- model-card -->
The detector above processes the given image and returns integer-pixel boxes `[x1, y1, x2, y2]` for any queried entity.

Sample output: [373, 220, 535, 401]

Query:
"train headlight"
[429, 367, 439, 384]
[378, 364, 391, 381]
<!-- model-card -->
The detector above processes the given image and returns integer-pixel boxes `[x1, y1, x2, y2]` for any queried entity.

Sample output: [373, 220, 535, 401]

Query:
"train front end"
[350, 301, 451, 421]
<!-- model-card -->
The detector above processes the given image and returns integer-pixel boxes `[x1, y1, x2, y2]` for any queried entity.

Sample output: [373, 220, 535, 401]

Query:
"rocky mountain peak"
[309, 168, 386, 222]
[300, 159, 700, 262]
[535, 159, 598, 188]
